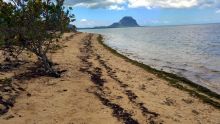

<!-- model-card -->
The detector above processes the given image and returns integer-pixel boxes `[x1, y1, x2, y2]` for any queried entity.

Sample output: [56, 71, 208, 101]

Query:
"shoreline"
[96, 34, 220, 109]
[80, 25, 220, 96]
[0, 32, 220, 123]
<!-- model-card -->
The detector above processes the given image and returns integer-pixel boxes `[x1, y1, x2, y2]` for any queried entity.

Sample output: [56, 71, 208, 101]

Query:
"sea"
[80, 24, 220, 94]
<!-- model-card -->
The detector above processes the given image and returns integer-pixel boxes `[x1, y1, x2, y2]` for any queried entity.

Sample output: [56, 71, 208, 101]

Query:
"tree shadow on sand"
[0, 62, 67, 116]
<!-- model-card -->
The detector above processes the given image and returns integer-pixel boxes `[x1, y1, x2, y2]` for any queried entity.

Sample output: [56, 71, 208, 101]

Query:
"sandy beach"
[0, 32, 219, 124]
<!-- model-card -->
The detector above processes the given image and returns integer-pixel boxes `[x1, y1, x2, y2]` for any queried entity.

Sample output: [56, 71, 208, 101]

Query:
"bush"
[0, 0, 75, 77]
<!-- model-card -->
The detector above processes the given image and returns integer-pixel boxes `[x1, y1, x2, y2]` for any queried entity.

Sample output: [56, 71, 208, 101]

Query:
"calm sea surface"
[80, 24, 220, 94]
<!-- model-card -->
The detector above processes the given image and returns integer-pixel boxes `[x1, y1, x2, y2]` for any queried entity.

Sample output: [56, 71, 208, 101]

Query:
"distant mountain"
[67, 24, 77, 31]
[79, 16, 140, 29]
[109, 16, 140, 28]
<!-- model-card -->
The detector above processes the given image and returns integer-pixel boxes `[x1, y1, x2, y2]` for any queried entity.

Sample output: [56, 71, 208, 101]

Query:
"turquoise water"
[80, 24, 220, 94]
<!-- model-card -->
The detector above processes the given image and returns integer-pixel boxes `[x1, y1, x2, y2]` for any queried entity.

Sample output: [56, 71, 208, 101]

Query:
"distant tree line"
[0, 0, 75, 77]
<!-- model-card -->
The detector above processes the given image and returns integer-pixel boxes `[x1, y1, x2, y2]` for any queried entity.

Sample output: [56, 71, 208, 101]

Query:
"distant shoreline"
[78, 22, 220, 30]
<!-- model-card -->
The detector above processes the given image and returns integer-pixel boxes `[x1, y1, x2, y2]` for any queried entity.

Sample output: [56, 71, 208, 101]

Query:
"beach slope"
[0, 33, 219, 124]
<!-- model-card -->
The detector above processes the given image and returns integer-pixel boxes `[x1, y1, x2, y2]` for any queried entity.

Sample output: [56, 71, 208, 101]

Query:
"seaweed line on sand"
[79, 34, 139, 124]
[96, 34, 220, 109]
[95, 53, 160, 123]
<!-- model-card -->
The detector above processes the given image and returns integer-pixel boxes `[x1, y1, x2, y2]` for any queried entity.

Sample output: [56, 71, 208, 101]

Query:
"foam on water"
[80, 24, 220, 94]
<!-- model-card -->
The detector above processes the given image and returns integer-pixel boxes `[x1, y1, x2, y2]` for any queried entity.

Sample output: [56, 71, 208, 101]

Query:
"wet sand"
[0, 33, 219, 124]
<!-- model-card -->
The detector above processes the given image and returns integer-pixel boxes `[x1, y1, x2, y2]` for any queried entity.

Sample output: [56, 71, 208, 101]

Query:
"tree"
[0, 0, 75, 77]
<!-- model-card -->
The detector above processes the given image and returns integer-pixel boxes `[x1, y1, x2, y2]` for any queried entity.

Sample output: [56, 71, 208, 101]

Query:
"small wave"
[162, 66, 187, 72]
[81, 24, 220, 94]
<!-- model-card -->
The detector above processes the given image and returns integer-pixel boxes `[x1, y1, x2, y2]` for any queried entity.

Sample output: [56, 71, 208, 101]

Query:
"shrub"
[0, 0, 75, 77]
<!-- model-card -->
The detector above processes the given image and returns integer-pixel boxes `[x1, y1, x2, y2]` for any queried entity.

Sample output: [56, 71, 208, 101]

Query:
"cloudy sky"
[65, 0, 220, 28]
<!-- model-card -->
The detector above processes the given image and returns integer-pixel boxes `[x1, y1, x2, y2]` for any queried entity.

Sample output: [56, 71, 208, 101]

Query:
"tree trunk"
[38, 53, 60, 78]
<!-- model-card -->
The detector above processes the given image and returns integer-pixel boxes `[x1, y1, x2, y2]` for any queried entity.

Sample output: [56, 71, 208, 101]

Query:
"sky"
[62, 0, 220, 28]
[4, 0, 220, 27]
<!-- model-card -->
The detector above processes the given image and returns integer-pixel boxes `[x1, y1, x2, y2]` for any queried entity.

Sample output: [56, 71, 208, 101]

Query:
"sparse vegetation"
[0, 0, 75, 77]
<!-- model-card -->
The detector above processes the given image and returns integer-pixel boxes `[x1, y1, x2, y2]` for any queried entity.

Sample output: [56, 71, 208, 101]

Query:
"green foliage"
[0, 0, 75, 77]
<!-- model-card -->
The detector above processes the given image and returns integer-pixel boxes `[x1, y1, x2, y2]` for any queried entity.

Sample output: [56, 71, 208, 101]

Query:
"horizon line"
[77, 22, 220, 29]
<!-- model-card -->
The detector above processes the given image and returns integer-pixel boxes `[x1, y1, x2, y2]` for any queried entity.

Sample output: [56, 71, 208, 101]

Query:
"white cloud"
[146, 19, 170, 24]
[109, 5, 125, 10]
[78, 19, 94, 27]
[3, 0, 220, 10]
[128, 0, 198, 9]
[80, 19, 88, 22]
[75, 19, 111, 28]
[216, 9, 220, 13]
[65, 0, 125, 8]
[108, 0, 126, 4]
[64, 0, 220, 10]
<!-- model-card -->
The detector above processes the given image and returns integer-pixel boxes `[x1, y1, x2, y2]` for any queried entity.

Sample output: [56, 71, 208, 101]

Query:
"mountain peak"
[109, 16, 140, 28]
